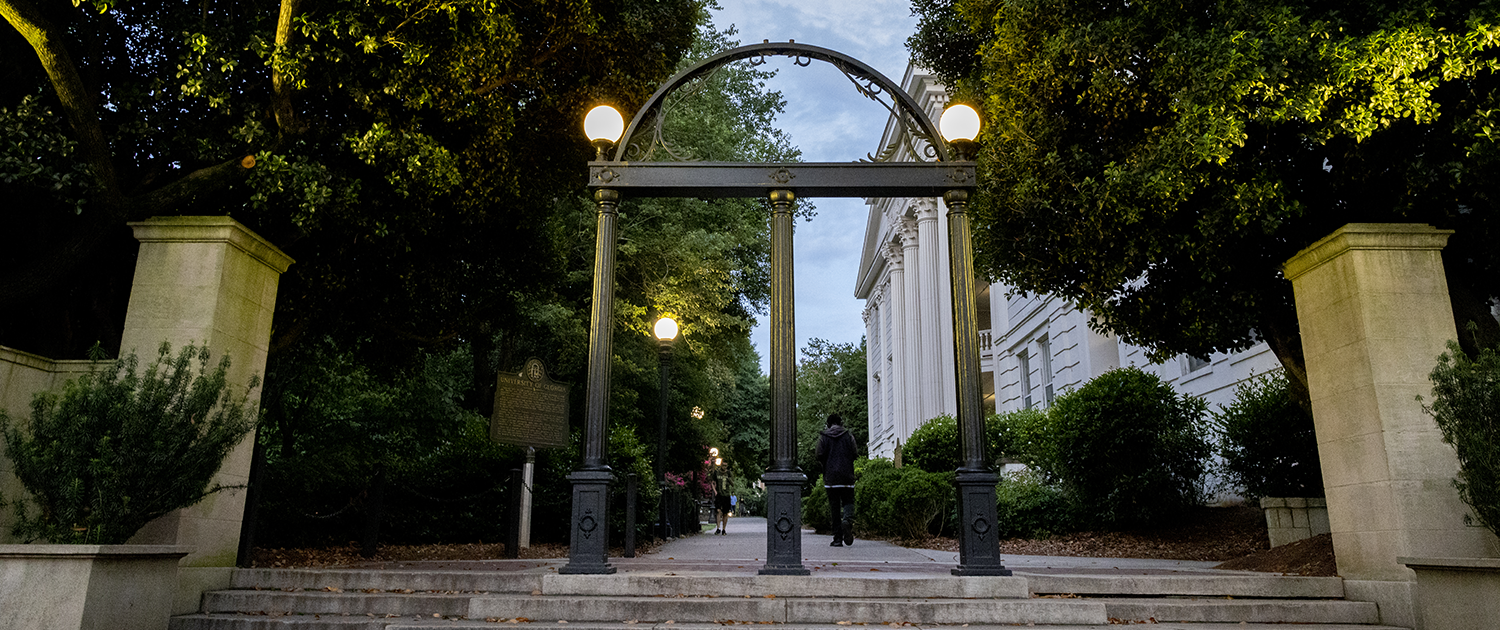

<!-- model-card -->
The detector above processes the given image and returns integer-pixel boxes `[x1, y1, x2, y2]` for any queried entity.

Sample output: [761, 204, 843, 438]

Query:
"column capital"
[913, 199, 941, 223]
[882, 241, 905, 267]
[899, 219, 920, 246]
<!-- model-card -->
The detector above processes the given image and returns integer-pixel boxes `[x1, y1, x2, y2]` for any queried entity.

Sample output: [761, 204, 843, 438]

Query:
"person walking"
[816, 413, 857, 547]
[710, 465, 732, 535]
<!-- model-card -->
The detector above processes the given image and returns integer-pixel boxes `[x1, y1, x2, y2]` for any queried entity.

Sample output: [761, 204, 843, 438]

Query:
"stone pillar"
[1283, 223, 1500, 627]
[915, 202, 945, 421]
[882, 243, 909, 447]
[119, 217, 293, 568]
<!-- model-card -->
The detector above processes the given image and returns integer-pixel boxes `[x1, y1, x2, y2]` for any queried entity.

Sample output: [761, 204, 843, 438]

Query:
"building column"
[934, 202, 958, 417]
[899, 220, 924, 436]
[882, 242, 910, 452]
[915, 201, 946, 421]
[120, 217, 293, 569]
[1283, 223, 1500, 627]
[862, 295, 881, 454]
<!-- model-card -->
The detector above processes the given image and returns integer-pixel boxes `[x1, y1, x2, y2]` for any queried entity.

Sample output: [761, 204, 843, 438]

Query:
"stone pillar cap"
[1282, 223, 1452, 281]
[129, 216, 294, 273]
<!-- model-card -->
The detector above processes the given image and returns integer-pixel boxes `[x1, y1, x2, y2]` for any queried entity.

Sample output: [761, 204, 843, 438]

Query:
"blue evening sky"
[707, 0, 921, 374]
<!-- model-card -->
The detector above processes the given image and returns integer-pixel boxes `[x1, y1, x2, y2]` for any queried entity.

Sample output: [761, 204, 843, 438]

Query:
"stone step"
[232, 568, 1340, 600]
[1095, 598, 1381, 624]
[1022, 573, 1346, 598]
[171, 617, 1412, 630]
[198, 591, 1104, 625]
[231, 569, 545, 594]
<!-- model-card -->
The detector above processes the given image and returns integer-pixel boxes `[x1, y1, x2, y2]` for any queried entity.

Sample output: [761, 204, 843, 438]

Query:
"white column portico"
[881, 242, 910, 449]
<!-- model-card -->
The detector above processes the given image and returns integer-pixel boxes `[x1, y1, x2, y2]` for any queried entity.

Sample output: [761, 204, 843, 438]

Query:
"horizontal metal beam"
[587, 162, 975, 199]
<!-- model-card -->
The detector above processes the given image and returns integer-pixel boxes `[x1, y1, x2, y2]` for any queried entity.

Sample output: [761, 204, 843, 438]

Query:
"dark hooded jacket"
[816, 423, 857, 486]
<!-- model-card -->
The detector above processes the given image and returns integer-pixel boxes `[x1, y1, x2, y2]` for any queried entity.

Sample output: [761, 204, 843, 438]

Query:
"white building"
[856, 65, 1282, 460]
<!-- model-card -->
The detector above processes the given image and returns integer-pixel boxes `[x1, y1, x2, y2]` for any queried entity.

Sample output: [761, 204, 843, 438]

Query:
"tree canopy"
[1, 0, 700, 363]
[910, 0, 1500, 402]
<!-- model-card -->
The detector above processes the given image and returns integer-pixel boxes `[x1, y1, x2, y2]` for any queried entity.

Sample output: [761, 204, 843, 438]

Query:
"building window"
[1187, 354, 1211, 373]
[1038, 335, 1054, 407]
[1018, 349, 1033, 409]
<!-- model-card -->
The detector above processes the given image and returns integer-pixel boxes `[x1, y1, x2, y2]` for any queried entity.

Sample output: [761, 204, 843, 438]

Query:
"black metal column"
[657, 340, 672, 541]
[761, 189, 810, 576]
[944, 188, 1010, 576]
[561, 188, 620, 575]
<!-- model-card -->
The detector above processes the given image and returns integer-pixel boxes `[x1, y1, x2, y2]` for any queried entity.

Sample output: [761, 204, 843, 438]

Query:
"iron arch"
[611, 41, 951, 163]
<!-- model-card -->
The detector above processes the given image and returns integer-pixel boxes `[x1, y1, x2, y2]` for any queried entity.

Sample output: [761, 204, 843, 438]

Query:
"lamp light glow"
[654, 316, 679, 341]
[584, 105, 626, 144]
[939, 104, 982, 143]
[709, 447, 720, 457]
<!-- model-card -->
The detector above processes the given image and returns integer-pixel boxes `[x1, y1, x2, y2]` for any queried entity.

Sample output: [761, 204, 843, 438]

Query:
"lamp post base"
[759, 471, 810, 576]
[952, 470, 1011, 576]
[560, 470, 617, 575]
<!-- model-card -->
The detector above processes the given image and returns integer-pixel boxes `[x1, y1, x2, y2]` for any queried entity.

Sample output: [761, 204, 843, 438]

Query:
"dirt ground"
[252, 505, 1336, 576]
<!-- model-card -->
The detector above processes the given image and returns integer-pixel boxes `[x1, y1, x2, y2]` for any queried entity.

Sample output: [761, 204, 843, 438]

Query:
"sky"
[705, 0, 922, 374]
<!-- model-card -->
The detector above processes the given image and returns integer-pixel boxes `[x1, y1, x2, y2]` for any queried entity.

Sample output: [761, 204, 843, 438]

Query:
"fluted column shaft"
[761, 189, 809, 576]
[916, 202, 945, 421]
[899, 220, 923, 435]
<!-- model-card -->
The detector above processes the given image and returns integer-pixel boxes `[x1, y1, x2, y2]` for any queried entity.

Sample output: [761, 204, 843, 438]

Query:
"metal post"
[625, 473, 637, 558]
[944, 188, 1010, 576]
[506, 468, 522, 559]
[561, 188, 620, 575]
[761, 189, 810, 576]
[657, 340, 673, 542]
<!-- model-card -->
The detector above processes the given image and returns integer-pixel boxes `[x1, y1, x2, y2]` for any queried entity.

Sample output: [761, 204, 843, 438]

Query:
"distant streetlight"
[691, 406, 705, 419]
[654, 316, 679, 541]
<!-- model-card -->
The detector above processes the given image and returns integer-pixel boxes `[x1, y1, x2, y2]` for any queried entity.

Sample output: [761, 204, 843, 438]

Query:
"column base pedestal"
[560, 470, 616, 575]
[759, 471, 810, 576]
[953, 470, 1011, 576]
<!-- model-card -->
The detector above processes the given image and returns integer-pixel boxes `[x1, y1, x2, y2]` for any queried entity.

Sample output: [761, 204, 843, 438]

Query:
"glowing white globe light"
[584, 105, 626, 144]
[939, 104, 982, 143]
[654, 316, 679, 341]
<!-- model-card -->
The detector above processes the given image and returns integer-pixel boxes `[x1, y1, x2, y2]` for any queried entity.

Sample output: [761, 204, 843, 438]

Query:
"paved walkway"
[610, 517, 1234, 577]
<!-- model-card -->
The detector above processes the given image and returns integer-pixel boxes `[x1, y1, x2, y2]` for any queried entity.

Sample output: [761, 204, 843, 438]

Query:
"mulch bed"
[252, 506, 1336, 576]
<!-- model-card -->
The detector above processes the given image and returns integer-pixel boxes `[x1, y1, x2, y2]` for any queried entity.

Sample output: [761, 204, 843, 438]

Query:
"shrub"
[0, 342, 258, 544]
[850, 458, 954, 539]
[801, 477, 831, 533]
[1425, 340, 1500, 537]
[994, 469, 1075, 539]
[1212, 372, 1323, 498]
[1038, 367, 1211, 527]
[903, 413, 1018, 473]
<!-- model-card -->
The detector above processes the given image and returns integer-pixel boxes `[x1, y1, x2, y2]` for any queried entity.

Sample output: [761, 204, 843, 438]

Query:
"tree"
[910, 0, 1500, 408]
[796, 337, 868, 475]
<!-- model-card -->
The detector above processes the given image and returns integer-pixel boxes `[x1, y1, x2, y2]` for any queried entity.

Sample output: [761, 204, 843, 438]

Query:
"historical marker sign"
[490, 358, 570, 448]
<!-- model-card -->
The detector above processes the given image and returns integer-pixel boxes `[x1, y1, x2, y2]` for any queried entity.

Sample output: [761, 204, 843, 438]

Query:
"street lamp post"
[559, 105, 628, 575]
[654, 316, 678, 541]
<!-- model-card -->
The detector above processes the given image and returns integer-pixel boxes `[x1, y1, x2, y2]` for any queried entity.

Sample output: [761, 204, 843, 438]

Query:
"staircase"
[170, 563, 1407, 629]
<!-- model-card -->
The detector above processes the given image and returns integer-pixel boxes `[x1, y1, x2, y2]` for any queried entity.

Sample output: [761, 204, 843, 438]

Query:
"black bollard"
[506, 468, 522, 559]
[624, 473, 637, 558]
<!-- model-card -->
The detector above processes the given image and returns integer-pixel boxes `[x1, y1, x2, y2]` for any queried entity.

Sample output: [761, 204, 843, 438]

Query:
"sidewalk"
[613, 516, 1233, 577]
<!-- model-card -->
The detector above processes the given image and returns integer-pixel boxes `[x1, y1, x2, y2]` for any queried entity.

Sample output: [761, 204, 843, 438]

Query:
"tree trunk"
[360, 465, 386, 558]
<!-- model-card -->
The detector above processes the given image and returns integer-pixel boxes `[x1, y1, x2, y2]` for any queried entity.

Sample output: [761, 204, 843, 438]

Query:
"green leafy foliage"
[993, 469, 1075, 539]
[1032, 367, 1211, 528]
[1212, 372, 1323, 498]
[1424, 339, 1500, 536]
[909, 0, 1500, 404]
[901, 411, 1023, 473]
[0, 342, 257, 543]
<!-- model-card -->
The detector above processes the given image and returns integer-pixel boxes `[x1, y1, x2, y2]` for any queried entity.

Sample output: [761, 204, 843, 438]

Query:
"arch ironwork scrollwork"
[612, 42, 951, 165]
